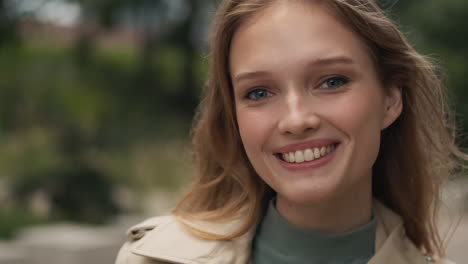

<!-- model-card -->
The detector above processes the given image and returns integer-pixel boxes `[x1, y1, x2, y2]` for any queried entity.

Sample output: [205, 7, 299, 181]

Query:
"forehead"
[229, 1, 376, 77]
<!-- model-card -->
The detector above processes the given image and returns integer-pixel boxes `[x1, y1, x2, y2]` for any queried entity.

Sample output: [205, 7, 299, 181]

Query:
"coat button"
[424, 255, 435, 262]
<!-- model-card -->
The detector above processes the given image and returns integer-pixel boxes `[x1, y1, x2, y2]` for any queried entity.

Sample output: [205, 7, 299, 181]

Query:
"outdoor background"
[0, 0, 467, 263]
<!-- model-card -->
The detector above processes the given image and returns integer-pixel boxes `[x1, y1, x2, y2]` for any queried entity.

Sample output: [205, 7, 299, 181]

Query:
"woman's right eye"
[245, 88, 272, 101]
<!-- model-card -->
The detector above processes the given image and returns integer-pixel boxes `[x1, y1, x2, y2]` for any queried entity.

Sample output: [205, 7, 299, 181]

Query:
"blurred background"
[0, 0, 466, 263]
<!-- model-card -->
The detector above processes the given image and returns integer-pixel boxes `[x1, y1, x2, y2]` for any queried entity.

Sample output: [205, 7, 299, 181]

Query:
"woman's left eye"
[245, 88, 272, 101]
[319, 76, 349, 89]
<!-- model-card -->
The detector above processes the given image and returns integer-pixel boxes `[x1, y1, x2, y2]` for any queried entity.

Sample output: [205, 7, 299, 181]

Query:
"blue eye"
[320, 76, 349, 89]
[245, 88, 272, 101]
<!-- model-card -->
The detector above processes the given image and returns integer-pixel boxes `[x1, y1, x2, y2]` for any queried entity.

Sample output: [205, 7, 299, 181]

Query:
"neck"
[275, 180, 373, 233]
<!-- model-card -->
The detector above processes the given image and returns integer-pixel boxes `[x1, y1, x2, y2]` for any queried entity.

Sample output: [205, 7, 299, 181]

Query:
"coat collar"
[127, 200, 447, 264]
[128, 215, 255, 264]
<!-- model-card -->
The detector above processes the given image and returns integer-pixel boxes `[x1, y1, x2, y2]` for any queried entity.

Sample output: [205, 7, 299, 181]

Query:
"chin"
[278, 183, 340, 205]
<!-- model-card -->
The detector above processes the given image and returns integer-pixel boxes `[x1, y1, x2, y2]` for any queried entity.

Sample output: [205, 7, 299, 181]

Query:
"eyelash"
[244, 88, 273, 101]
[242, 76, 350, 101]
[319, 76, 350, 90]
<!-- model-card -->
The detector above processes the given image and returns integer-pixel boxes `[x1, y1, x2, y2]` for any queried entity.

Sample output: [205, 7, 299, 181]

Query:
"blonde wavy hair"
[173, 0, 465, 257]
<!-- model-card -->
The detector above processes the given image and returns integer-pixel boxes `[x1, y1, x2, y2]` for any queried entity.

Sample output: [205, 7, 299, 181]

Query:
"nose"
[277, 92, 320, 136]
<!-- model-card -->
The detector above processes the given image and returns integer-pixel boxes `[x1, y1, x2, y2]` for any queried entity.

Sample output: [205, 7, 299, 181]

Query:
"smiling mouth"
[276, 143, 338, 164]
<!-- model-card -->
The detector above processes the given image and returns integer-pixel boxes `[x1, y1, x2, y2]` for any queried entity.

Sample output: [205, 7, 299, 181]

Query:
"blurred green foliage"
[0, 0, 466, 238]
[0, 0, 207, 237]
[385, 0, 468, 134]
[0, 208, 45, 239]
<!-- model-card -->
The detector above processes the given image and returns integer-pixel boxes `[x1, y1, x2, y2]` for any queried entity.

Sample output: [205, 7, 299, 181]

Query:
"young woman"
[116, 0, 464, 263]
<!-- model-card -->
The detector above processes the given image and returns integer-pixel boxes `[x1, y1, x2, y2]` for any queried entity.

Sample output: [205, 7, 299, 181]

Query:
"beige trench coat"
[115, 201, 454, 264]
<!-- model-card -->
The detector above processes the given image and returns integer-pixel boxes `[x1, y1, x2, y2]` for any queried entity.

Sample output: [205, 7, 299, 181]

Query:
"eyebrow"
[308, 56, 355, 67]
[232, 55, 355, 84]
[232, 71, 273, 84]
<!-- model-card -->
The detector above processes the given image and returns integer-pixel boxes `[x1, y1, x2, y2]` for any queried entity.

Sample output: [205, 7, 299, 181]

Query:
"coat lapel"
[129, 215, 255, 264]
[372, 200, 445, 264]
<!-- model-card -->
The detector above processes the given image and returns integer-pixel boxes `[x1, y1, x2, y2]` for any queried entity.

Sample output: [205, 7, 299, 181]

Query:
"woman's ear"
[382, 85, 403, 130]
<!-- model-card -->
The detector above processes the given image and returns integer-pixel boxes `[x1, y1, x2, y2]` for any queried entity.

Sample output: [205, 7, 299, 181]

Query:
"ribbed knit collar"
[252, 199, 376, 263]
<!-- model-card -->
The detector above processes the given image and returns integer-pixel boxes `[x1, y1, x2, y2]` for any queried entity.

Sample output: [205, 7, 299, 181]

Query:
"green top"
[251, 200, 376, 264]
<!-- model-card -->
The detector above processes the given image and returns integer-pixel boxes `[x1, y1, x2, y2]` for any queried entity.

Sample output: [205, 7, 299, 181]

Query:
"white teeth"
[320, 147, 326, 156]
[281, 144, 336, 164]
[295, 151, 304, 163]
[304, 149, 314, 161]
[314, 148, 320, 159]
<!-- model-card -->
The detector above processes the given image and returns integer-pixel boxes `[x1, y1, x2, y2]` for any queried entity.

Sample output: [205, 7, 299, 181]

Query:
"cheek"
[335, 92, 385, 168]
[236, 107, 275, 152]
[342, 99, 384, 134]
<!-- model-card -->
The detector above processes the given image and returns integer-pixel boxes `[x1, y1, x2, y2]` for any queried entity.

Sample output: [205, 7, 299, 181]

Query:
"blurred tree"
[386, 0, 468, 144]
[167, 0, 204, 112]
[0, 0, 19, 47]
[414, 0, 468, 136]
[11, 163, 119, 223]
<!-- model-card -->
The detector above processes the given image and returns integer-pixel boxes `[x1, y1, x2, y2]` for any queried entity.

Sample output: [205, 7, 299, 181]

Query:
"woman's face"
[230, 1, 401, 205]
